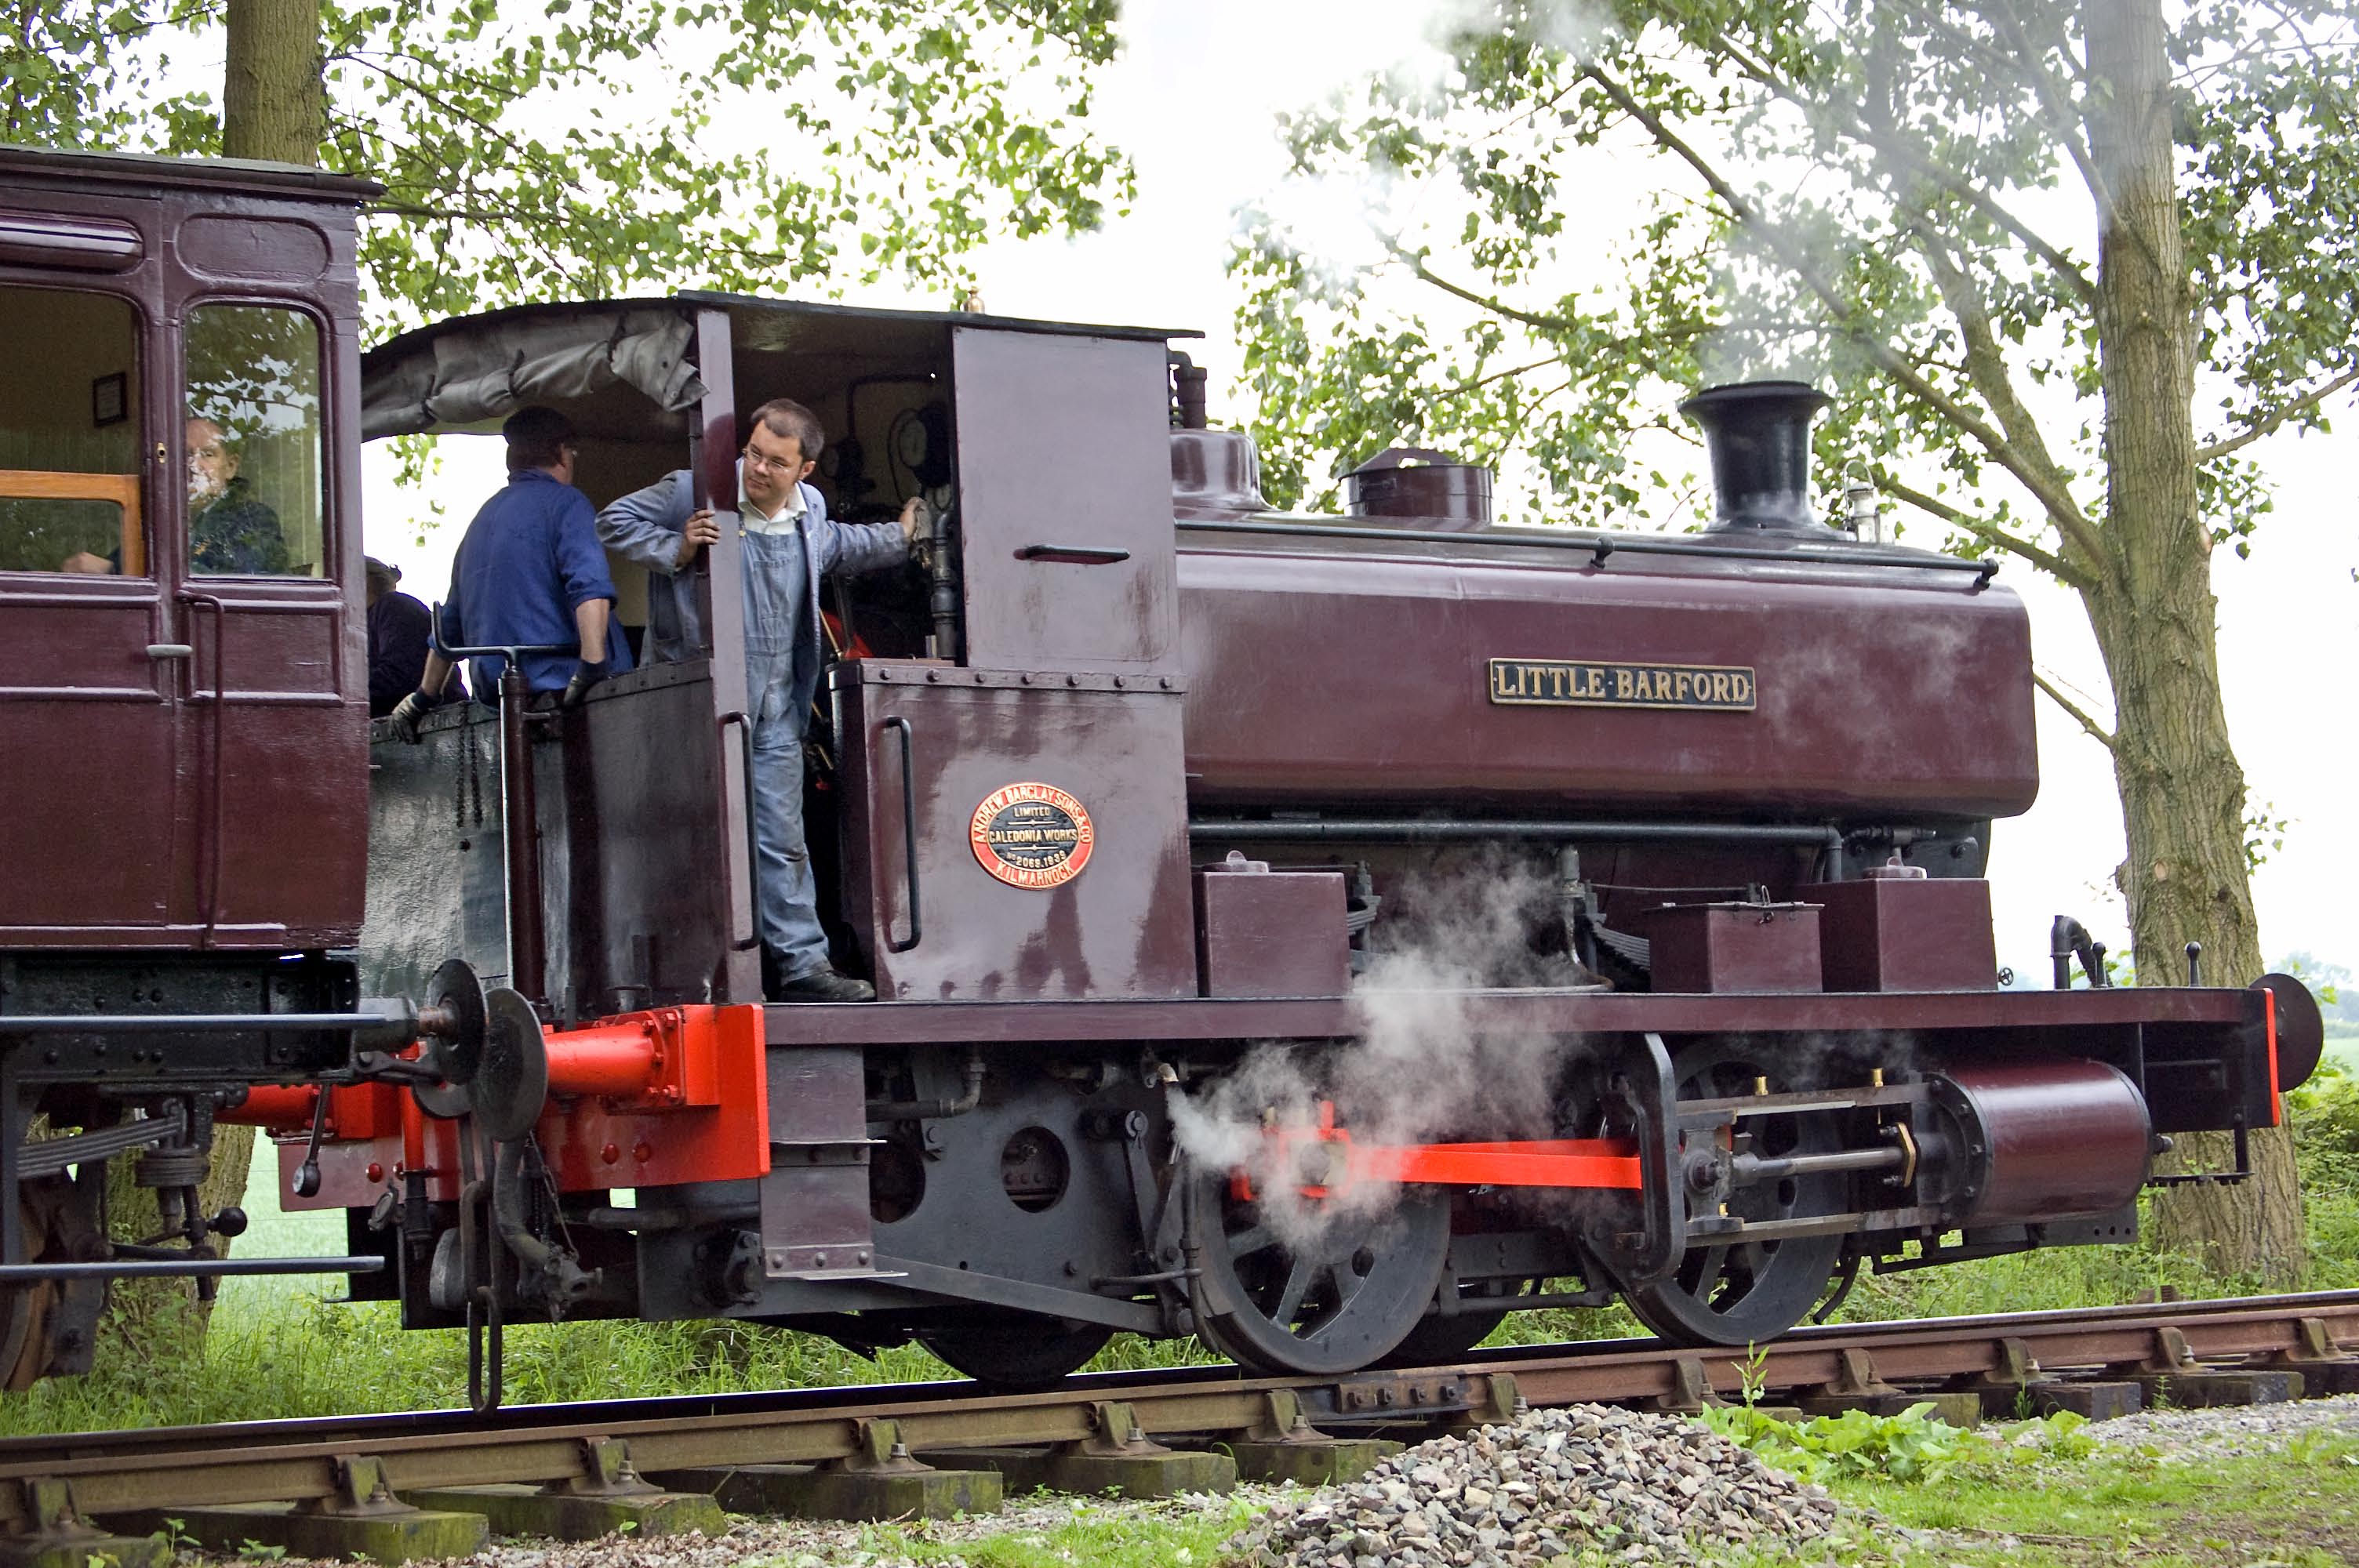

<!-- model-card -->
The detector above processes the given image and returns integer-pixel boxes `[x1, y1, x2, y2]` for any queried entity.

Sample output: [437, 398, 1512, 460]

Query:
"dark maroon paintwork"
[1343, 448, 1493, 528]
[951, 328, 1180, 677]
[1174, 538, 2039, 821]
[0, 148, 373, 950]
[1934, 1059, 2153, 1222]
[831, 662, 1198, 1001]
[1818, 876, 2001, 992]
[1194, 863, 1350, 998]
[1640, 902, 1825, 993]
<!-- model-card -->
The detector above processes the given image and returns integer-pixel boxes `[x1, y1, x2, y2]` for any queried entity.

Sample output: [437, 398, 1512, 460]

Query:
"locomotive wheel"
[918, 1314, 1113, 1387]
[0, 1182, 81, 1390]
[1619, 1044, 1846, 1348]
[0, 1230, 56, 1392]
[1191, 1167, 1452, 1376]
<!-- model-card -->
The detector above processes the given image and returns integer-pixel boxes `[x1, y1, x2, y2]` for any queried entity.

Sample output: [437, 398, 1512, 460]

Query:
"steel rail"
[2, 1290, 2354, 1531]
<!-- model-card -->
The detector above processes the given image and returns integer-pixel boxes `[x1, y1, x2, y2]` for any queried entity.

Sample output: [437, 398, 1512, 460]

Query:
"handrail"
[1176, 516, 1998, 582]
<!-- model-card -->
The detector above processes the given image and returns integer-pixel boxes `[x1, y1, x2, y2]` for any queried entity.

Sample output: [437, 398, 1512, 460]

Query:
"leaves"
[1227, 1, 2359, 558]
[5, 0, 1132, 336]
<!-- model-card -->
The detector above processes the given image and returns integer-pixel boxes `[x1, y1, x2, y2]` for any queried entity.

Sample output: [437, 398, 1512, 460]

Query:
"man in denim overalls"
[598, 399, 917, 1000]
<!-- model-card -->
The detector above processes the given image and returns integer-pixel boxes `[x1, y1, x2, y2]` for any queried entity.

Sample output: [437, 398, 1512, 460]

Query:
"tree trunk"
[222, 0, 323, 165]
[2081, 0, 2305, 1283]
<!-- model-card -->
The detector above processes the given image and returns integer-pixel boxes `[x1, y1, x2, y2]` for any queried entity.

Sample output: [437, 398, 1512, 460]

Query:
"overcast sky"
[363, 0, 2359, 984]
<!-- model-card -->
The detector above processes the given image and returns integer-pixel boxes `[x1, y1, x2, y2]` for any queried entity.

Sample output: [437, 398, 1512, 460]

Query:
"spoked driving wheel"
[1190, 1165, 1452, 1375]
[1619, 1042, 1846, 1348]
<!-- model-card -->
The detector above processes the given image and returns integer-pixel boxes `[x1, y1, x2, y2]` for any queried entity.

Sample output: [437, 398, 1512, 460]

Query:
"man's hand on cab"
[560, 659, 603, 710]
[675, 507, 722, 568]
[899, 495, 928, 543]
[387, 690, 432, 744]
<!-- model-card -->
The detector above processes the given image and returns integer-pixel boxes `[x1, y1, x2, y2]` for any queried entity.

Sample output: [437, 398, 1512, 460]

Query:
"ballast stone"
[1223, 1403, 1841, 1567]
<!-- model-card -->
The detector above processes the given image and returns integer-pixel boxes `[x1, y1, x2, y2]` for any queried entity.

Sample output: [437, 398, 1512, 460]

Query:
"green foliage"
[1699, 1400, 1986, 1485]
[5, 0, 1132, 334]
[1230, 2, 2359, 557]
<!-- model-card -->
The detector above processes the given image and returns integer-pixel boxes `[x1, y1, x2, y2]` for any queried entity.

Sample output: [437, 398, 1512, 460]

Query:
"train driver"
[596, 398, 920, 1004]
[388, 405, 630, 735]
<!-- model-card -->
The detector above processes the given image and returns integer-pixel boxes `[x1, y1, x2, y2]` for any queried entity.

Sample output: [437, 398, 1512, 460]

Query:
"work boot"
[774, 967, 877, 1003]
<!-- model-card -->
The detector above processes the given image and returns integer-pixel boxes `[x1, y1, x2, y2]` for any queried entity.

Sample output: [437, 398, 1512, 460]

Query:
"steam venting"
[1169, 853, 1587, 1250]
[1678, 380, 1833, 532]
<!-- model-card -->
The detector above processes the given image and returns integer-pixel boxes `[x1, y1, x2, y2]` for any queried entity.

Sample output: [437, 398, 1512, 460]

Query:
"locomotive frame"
[0, 146, 2319, 1396]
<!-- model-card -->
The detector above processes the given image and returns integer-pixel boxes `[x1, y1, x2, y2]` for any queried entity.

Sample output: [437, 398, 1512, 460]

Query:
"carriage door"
[0, 198, 180, 939]
[169, 291, 357, 946]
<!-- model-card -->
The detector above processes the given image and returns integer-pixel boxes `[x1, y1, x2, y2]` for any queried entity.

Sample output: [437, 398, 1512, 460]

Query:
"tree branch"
[1710, 27, 2097, 308]
[1905, 219, 2110, 571]
[2195, 365, 2359, 462]
[2033, 668, 2117, 751]
[1582, 64, 2103, 548]
[1394, 248, 1575, 333]
[1879, 473, 2093, 588]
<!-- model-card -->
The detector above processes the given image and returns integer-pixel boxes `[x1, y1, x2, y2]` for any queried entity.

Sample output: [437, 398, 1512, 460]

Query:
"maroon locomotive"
[0, 147, 2322, 1393]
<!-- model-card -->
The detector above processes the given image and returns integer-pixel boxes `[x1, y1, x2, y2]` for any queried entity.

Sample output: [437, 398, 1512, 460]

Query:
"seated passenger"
[389, 406, 629, 737]
[187, 417, 290, 575]
[595, 399, 919, 1003]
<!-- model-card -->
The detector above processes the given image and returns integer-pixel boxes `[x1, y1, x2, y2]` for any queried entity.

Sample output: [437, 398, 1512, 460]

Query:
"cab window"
[0, 285, 145, 575]
[184, 304, 322, 576]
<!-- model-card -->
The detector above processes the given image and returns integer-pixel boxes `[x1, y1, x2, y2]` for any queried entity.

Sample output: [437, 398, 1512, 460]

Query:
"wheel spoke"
[1225, 1223, 1274, 1261]
[1688, 1244, 1730, 1301]
[1270, 1252, 1316, 1327]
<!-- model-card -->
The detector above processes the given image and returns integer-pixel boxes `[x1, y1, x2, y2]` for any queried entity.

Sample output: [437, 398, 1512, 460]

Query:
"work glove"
[387, 690, 432, 744]
[560, 659, 603, 711]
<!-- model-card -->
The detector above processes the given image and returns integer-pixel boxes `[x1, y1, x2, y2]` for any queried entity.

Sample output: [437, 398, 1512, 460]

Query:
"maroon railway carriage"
[0, 148, 448, 1388]
[0, 147, 2322, 1396]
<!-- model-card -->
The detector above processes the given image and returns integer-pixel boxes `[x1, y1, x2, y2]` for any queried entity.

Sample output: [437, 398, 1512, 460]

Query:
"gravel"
[1223, 1403, 1842, 1566]
[2087, 1388, 2359, 1463]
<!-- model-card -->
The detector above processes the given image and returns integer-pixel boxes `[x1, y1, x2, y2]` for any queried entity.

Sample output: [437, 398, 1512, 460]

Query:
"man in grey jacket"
[598, 398, 919, 1001]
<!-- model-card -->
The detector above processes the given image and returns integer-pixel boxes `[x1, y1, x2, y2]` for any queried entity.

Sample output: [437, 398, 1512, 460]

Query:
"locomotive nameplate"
[970, 782, 1096, 889]
[1488, 658, 1756, 711]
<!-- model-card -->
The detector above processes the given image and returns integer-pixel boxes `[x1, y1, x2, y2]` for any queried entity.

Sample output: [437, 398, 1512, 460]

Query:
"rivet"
[1113, 675, 1126, 688]
[1065, 673, 1078, 687]
[365, 1162, 384, 1184]
[601, 1142, 621, 1164]
[632, 1140, 653, 1163]
[812, 1252, 828, 1267]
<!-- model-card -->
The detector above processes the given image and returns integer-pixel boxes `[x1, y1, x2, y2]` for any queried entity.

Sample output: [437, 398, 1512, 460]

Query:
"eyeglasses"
[742, 445, 802, 475]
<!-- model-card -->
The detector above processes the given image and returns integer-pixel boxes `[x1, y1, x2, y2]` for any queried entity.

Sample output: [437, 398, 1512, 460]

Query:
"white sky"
[362, 0, 2359, 984]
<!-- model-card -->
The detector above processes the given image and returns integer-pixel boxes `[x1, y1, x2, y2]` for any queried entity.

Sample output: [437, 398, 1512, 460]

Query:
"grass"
[1826, 1425, 2359, 1567]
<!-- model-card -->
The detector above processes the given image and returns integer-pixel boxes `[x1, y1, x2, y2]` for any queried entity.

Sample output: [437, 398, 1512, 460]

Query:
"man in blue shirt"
[598, 398, 916, 1002]
[390, 406, 628, 735]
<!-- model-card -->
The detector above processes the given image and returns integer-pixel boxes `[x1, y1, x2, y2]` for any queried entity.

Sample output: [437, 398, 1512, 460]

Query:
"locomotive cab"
[361, 298, 1203, 1014]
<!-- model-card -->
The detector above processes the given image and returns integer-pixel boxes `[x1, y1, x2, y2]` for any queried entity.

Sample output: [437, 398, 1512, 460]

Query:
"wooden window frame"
[0, 468, 144, 576]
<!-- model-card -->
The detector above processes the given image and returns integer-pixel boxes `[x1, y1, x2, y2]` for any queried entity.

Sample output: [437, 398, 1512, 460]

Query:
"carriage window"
[0, 286, 145, 575]
[184, 304, 322, 576]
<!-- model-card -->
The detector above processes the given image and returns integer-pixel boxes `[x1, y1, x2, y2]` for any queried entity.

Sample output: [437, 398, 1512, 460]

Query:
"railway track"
[5, 1290, 2357, 1565]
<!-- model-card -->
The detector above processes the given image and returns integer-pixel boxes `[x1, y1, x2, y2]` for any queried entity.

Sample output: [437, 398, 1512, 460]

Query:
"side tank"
[1169, 406, 2037, 826]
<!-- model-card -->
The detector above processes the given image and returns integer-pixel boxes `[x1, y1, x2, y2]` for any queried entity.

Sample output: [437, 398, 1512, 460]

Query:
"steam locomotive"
[0, 147, 2321, 1393]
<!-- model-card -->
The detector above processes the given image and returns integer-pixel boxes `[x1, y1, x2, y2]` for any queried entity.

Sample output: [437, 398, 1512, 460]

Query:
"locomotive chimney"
[1678, 380, 1834, 532]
